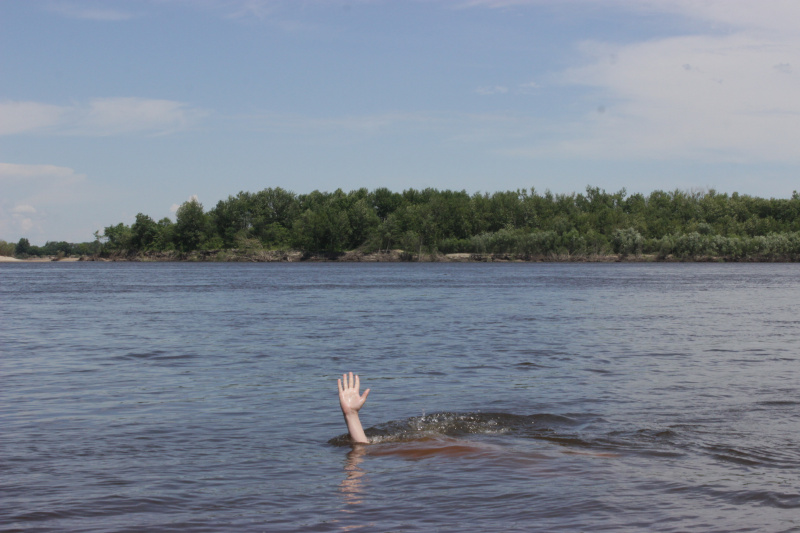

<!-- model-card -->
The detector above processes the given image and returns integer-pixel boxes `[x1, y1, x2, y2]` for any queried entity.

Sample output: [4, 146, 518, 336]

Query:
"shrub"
[612, 227, 643, 256]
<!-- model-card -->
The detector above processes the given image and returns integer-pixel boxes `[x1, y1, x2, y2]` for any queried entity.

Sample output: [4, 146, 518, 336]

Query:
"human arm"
[338, 372, 371, 444]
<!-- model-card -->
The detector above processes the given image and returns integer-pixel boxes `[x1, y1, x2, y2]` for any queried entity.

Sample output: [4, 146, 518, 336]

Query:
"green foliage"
[40, 241, 72, 256]
[0, 240, 15, 257]
[153, 218, 175, 250]
[87, 185, 800, 261]
[291, 205, 352, 252]
[15, 238, 32, 257]
[101, 223, 133, 251]
[174, 199, 211, 252]
[131, 213, 158, 251]
[612, 227, 644, 256]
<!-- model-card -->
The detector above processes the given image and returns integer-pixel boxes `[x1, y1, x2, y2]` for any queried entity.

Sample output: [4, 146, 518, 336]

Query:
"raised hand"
[338, 372, 370, 416]
[337, 372, 370, 444]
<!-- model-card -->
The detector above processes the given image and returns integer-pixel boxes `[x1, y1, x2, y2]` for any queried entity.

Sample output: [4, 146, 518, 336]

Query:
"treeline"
[6, 186, 800, 260]
[1, 238, 100, 259]
[90, 186, 800, 261]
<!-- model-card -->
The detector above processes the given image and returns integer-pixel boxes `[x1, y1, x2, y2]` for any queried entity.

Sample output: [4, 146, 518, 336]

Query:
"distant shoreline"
[4, 250, 795, 263]
[0, 256, 80, 263]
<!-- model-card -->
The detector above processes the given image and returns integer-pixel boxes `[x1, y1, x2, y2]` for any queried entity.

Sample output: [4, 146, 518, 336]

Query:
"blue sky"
[2, 0, 799, 244]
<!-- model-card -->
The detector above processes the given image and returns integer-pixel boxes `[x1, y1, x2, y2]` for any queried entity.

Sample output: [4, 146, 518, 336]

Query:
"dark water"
[2, 262, 799, 532]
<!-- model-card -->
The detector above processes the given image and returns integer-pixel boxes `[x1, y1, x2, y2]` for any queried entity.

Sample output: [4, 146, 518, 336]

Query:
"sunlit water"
[2, 262, 799, 532]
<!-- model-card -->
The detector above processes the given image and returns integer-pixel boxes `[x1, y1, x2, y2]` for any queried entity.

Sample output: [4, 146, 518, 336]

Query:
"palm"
[341, 390, 365, 414]
[338, 372, 370, 416]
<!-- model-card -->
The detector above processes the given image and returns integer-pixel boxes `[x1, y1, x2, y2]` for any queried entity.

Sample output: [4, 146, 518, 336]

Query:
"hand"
[338, 372, 370, 417]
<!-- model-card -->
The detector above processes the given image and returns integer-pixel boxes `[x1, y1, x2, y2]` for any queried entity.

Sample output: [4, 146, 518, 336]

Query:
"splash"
[328, 411, 583, 446]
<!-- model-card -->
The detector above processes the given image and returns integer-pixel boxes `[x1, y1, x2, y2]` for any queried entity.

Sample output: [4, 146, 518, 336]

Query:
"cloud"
[517, 81, 540, 92]
[539, 27, 800, 162]
[74, 98, 204, 136]
[0, 163, 90, 241]
[459, 0, 800, 32]
[0, 98, 205, 136]
[0, 163, 85, 182]
[456, 0, 800, 164]
[9, 205, 37, 234]
[642, 0, 800, 34]
[476, 82, 539, 95]
[46, 3, 136, 21]
[0, 163, 87, 210]
[476, 85, 509, 95]
[0, 101, 64, 135]
[244, 111, 443, 137]
[223, 0, 276, 19]
[170, 195, 200, 214]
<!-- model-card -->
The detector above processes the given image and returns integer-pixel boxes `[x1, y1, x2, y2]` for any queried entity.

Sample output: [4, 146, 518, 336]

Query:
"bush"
[612, 227, 643, 256]
[0, 240, 15, 257]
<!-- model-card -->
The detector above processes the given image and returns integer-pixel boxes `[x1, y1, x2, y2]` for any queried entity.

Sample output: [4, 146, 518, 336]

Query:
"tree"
[130, 213, 159, 251]
[101, 223, 133, 251]
[0, 240, 16, 257]
[291, 206, 351, 252]
[174, 199, 210, 251]
[15, 238, 31, 257]
[346, 198, 380, 249]
[371, 187, 404, 220]
[153, 218, 175, 250]
[612, 227, 643, 257]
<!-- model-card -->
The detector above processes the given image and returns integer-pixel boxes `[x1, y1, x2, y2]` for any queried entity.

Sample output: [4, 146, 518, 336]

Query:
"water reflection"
[340, 446, 368, 507]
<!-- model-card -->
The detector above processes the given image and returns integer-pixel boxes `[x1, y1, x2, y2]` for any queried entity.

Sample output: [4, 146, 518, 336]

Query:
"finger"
[348, 371, 354, 389]
[343, 373, 349, 389]
[361, 388, 370, 402]
[337, 378, 343, 394]
[355, 374, 360, 392]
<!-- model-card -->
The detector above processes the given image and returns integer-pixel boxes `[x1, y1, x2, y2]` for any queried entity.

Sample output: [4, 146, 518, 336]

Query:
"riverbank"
[0, 256, 80, 263]
[72, 249, 793, 262]
[75, 249, 643, 262]
[4, 249, 795, 263]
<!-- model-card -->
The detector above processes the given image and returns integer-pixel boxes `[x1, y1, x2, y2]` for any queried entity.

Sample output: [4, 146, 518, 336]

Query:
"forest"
[6, 186, 800, 261]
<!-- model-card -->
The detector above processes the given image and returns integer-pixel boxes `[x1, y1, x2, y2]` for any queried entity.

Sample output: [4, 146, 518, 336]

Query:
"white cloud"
[0, 98, 205, 136]
[517, 81, 540, 92]
[47, 3, 136, 21]
[540, 28, 800, 162]
[476, 85, 509, 95]
[459, 0, 800, 32]
[11, 205, 37, 214]
[74, 98, 203, 136]
[8, 205, 38, 236]
[0, 163, 85, 182]
[170, 195, 200, 214]
[246, 111, 442, 137]
[224, 0, 276, 19]
[639, 0, 800, 34]
[0, 162, 87, 208]
[0, 101, 64, 135]
[0, 163, 93, 242]
[460, 0, 800, 164]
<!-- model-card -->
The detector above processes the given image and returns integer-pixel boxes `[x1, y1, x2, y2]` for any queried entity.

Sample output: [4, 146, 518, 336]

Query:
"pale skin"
[338, 372, 371, 444]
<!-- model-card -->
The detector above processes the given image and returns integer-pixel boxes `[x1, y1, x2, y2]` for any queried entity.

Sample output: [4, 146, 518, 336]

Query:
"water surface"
[2, 262, 799, 531]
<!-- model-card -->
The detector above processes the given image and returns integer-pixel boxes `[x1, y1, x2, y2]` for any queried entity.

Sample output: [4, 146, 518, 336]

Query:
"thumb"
[361, 388, 370, 402]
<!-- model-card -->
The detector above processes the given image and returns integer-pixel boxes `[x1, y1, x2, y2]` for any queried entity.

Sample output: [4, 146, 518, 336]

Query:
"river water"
[2, 262, 799, 532]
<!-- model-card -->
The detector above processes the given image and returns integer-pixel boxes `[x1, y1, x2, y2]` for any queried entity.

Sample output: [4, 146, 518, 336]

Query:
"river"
[2, 262, 799, 531]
